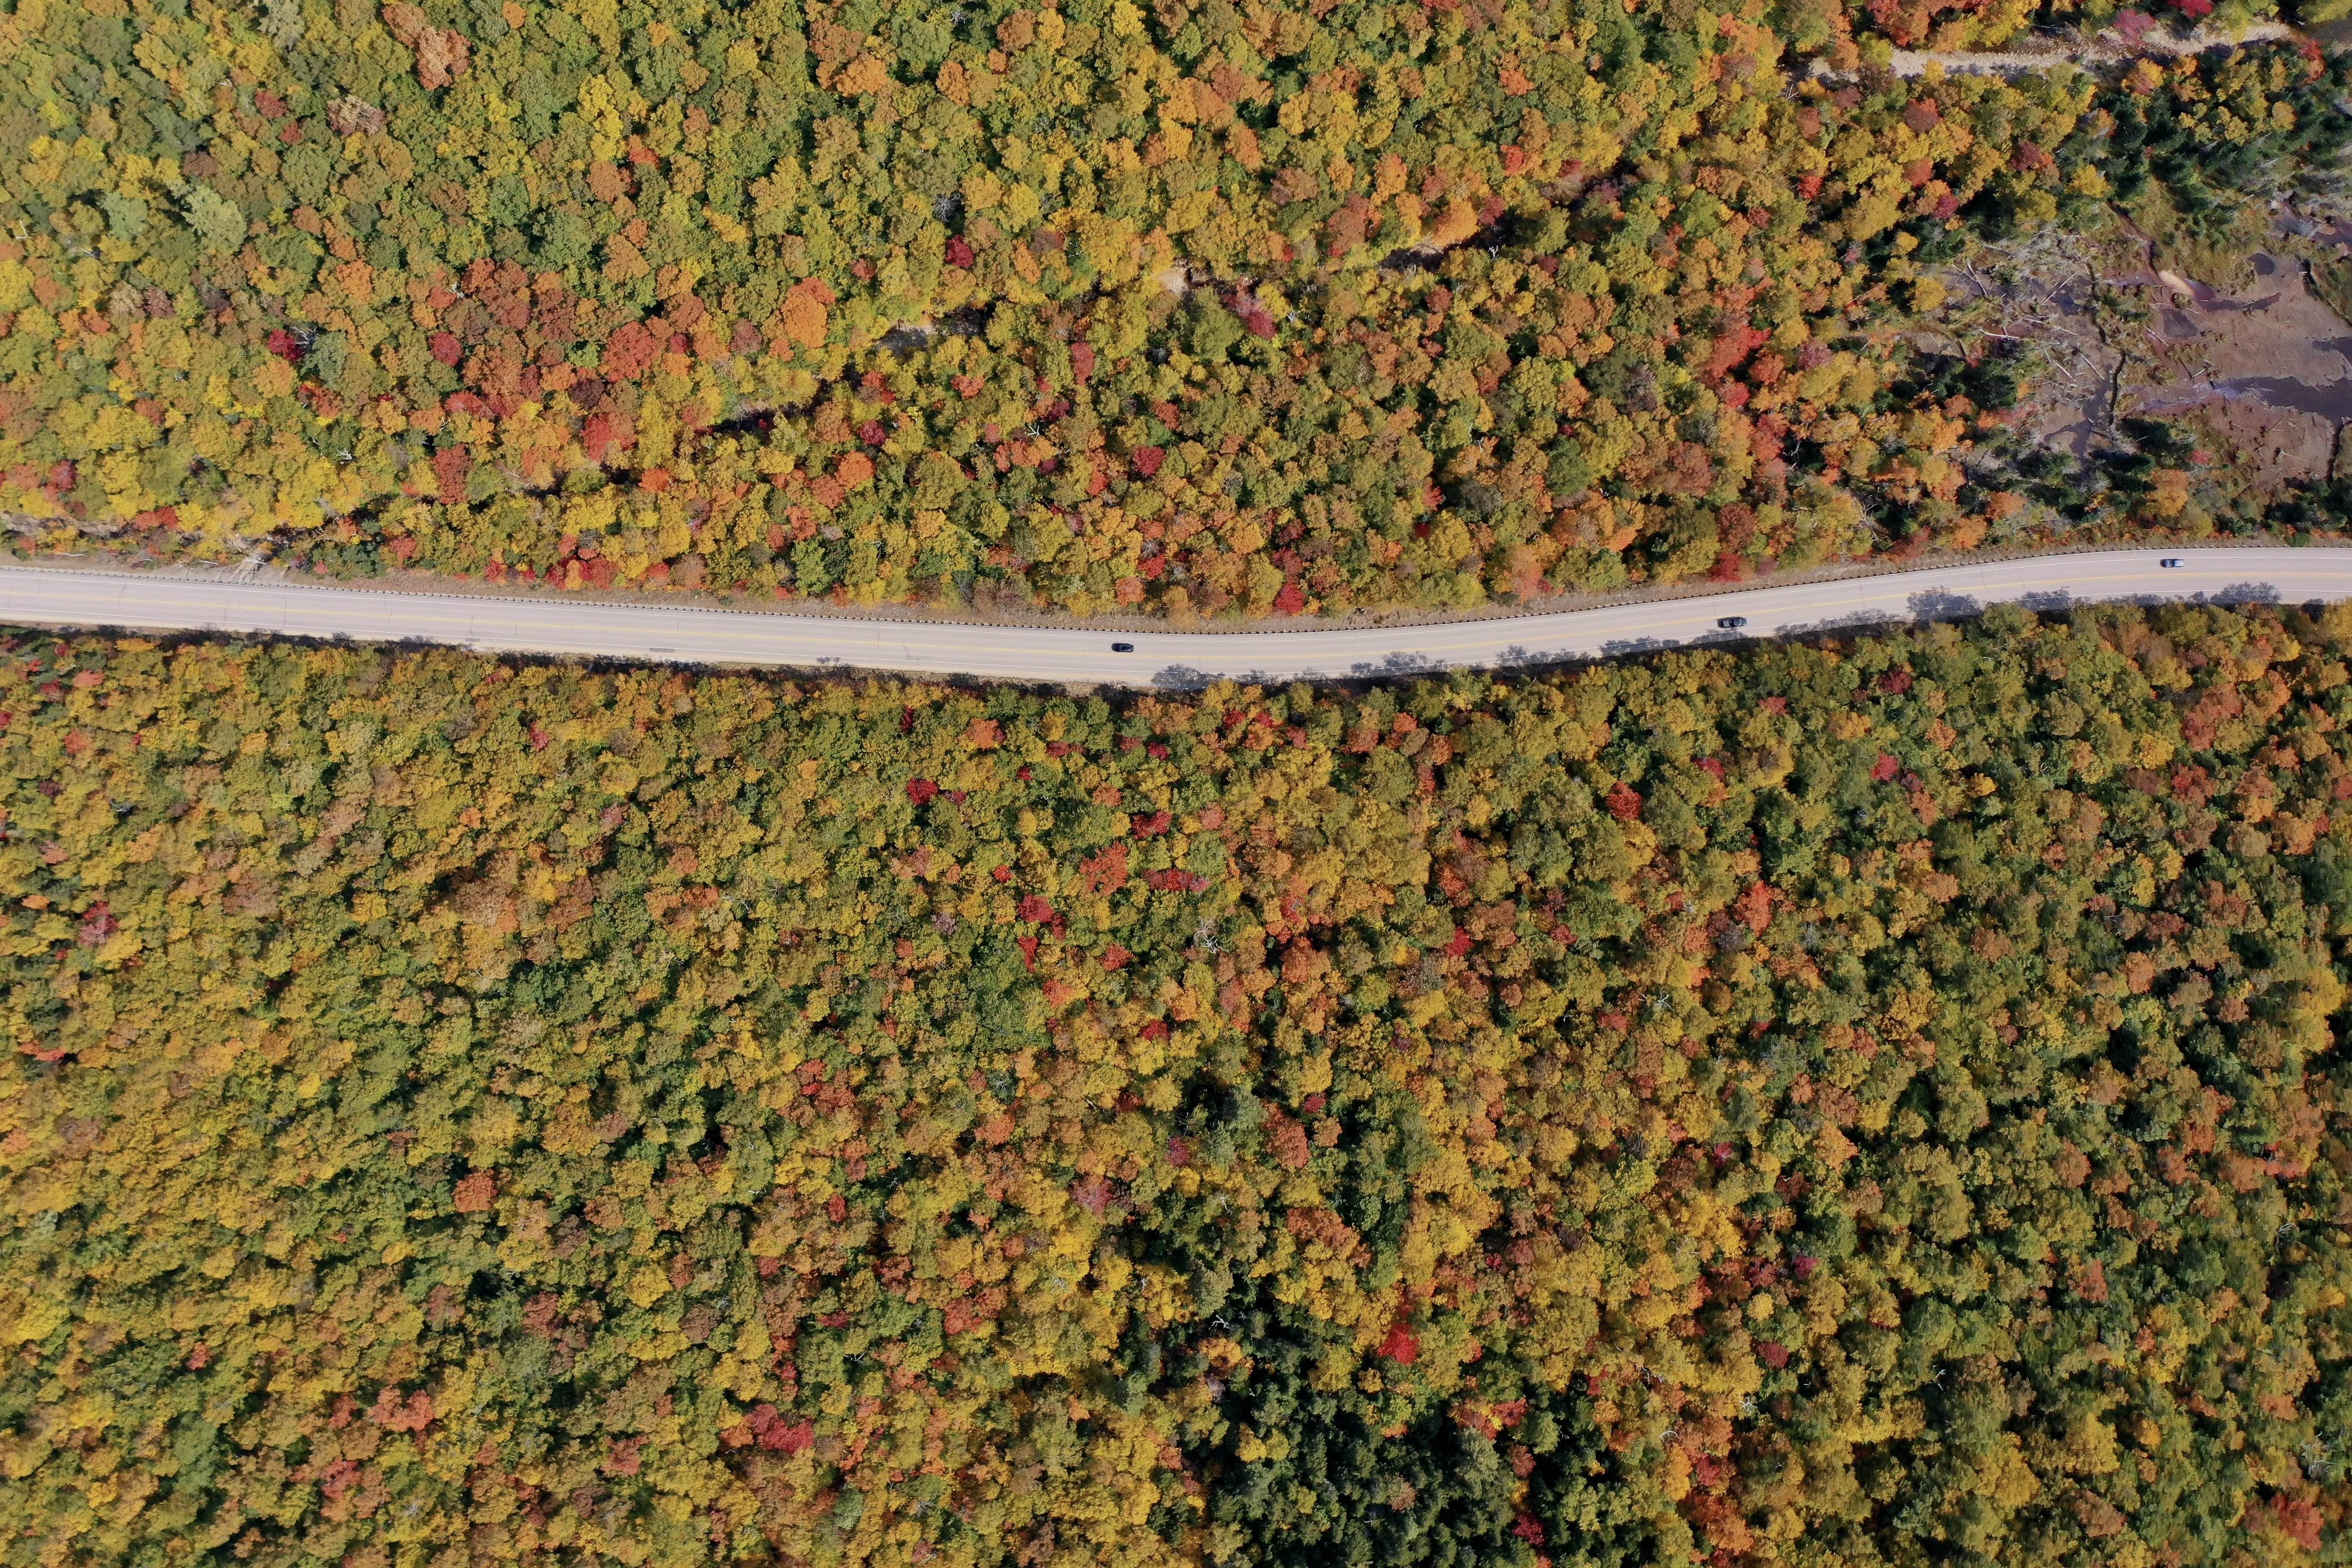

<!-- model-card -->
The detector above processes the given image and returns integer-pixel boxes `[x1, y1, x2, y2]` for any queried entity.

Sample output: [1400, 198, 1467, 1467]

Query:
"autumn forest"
[7, 0, 2352, 1563]
[2, 601, 2350, 1565]
[3, 0, 2350, 612]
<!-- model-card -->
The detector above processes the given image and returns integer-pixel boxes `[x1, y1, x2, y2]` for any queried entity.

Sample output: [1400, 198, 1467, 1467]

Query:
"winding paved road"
[0, 548, 2346, 686]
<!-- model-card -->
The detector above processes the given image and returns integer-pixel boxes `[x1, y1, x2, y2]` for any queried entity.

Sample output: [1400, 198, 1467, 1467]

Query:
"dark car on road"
[1717, 616, 1748, 629]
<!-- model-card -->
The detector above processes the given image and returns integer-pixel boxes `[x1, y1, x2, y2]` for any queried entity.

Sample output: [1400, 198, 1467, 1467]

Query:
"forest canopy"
[2, 602, 2350, 1565]
[8, 0, 2352, 1559]
[2, 0, 2349, 613]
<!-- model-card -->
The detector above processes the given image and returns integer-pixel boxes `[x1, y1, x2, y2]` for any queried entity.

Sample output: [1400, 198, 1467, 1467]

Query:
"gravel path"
[1815, 19, 2302, 78]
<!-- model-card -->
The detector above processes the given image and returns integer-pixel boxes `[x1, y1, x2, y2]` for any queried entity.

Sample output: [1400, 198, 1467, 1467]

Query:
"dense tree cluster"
[3, 602, 2350, 1565]
[0, 0, 2346, 613]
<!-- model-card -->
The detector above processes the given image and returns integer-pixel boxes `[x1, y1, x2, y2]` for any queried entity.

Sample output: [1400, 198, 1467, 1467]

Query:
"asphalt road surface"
[2, 548, 2347, 686]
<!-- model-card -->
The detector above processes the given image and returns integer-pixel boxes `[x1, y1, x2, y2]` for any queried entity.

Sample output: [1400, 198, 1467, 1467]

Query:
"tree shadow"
[1365, 650, 1441, 677]
[1909, 588, 1981, 620]
[2212, 579, 2283, 604]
